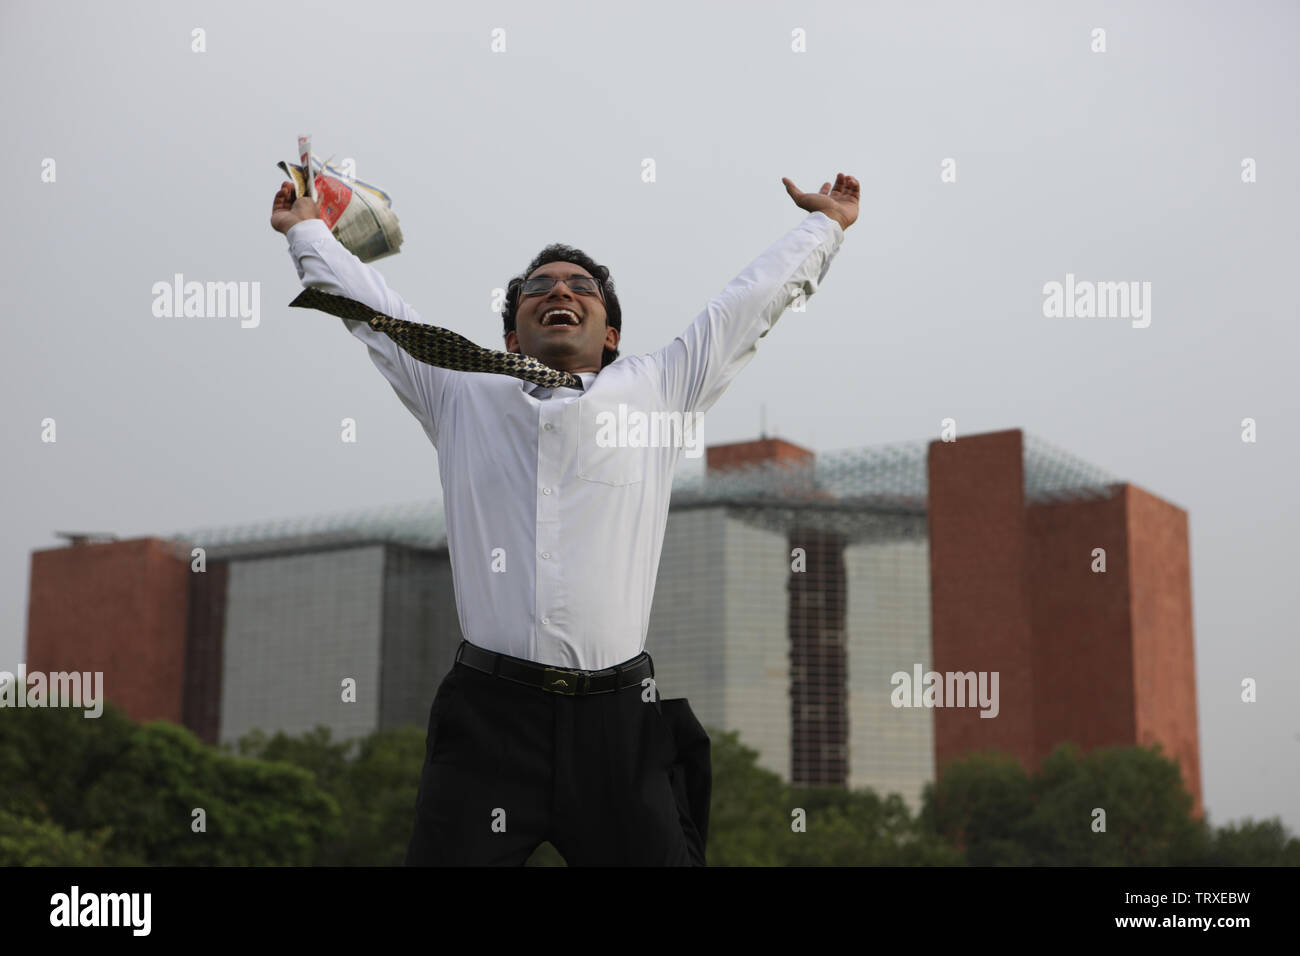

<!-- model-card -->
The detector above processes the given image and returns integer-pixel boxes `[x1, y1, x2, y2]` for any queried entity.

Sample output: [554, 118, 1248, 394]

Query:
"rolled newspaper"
[277, 134, 403, 262]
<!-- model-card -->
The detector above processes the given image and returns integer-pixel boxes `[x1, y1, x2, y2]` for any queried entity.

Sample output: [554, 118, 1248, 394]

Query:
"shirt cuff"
[806, 210, 845, 242]
[285, 218, 333, 245]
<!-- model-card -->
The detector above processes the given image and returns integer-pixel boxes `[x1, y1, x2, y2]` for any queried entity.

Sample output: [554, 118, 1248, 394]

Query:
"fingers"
[826, 173, 860, 199]
[786, 173, 860, 199]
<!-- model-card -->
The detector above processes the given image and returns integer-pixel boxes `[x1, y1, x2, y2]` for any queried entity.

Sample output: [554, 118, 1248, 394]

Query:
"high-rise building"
[22, 428, 1201, 815]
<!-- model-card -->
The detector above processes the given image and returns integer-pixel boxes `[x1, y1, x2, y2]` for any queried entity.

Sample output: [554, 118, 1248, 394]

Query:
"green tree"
[703, 730, 960, 866]
[1, 702, 338, 865]
[914, 742, 1282, 867]
[780, 786, 961, 866]
[82, 720, 338, 865]
[234, 723, 426, 865]
[232, 725, 353, 794]
[10, 701, 1293, 867]
[0, 696, 137, 826]
[1199, 817, 1300, 866]
[704, 730, 794, 866]
[1016, 743, 1200, 865]
[0, 807, 111, 866]
[918, 750, 1036, 865]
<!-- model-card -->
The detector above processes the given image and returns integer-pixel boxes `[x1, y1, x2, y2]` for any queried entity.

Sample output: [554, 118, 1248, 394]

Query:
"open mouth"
[541, 308, 581, 328]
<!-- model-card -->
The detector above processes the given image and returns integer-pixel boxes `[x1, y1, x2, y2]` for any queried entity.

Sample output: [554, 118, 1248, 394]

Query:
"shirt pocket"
[576, 399, 644, 487]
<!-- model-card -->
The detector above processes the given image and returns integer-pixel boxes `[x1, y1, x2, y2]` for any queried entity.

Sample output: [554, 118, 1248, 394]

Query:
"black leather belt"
[455, 640, 654, 696]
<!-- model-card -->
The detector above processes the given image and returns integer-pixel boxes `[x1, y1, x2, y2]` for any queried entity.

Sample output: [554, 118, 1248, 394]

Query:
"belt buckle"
[542, 666, 585, 695]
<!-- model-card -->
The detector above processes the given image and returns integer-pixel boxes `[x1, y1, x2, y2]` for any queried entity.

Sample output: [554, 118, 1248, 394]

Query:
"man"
[269, 172, 858, 865]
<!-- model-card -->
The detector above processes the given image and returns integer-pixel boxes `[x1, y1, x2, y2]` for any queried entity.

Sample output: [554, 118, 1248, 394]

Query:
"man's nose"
[542, 286, 578, 307]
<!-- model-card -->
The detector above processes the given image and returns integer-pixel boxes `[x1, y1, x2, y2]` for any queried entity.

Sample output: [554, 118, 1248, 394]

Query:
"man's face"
[506, 261, 618, 375]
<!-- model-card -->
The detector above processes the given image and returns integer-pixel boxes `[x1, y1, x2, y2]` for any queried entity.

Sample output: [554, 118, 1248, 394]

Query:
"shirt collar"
[527, 371, 595, 396]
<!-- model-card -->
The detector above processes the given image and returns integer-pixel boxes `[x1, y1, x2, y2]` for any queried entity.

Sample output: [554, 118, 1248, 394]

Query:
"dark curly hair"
[501, 243, 622, 368]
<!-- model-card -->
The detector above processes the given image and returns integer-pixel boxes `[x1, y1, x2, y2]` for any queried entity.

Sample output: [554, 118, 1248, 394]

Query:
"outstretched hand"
[782, 173, 859, 231]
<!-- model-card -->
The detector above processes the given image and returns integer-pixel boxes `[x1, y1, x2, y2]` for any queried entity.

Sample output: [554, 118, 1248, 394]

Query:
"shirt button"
[542, 617, 550, 625]
[542, 487, 552, 495]
[541, 552, 550, 559]
[544, 423, 553, 431]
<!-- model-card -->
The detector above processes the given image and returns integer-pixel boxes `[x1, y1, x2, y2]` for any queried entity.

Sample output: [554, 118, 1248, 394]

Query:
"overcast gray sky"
[2, 0, 1296, 834]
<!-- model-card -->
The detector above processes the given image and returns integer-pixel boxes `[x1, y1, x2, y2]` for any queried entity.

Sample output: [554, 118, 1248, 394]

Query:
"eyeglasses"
[520, 274, 605, 303]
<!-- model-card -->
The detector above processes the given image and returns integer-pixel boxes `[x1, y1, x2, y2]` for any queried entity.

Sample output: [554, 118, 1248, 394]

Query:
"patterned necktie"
[289, 287, 585, 390]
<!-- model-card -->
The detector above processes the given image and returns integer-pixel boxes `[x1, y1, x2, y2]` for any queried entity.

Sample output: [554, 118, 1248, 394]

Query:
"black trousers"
[404, 653, 710, 866]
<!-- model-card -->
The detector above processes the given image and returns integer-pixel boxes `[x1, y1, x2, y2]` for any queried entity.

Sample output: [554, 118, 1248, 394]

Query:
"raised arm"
[270, 182, 451, 446]
[648, 173, 858, 415]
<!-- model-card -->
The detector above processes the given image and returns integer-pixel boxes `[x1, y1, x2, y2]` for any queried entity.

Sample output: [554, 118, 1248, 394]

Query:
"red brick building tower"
[26, 536, 193, 725]
[927, 429, 1202, 816]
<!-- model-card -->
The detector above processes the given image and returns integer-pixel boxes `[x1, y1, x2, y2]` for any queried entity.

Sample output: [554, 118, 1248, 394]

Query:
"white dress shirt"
[285, 211, 844, 669]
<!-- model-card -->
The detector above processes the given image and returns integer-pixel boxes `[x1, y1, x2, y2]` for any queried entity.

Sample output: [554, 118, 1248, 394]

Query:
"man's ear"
[604, 325, 619, 351]
[505, 329, 519, 353]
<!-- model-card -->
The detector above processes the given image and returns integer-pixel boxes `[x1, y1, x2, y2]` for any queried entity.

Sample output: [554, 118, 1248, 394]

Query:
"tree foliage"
[0, 702, 335, 865]
[2, 704, 1295, 866]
